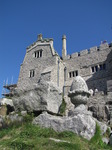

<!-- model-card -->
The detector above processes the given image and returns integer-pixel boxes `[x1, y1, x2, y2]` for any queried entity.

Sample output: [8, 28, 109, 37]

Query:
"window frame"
[33, 49, 43, 58]
[69, 70, 78, 78]
[29, 69, 35, 78]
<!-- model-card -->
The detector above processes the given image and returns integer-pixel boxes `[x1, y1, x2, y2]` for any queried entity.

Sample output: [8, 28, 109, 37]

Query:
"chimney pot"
[38, 34, 43, 40]
[62, 35, 66, 39]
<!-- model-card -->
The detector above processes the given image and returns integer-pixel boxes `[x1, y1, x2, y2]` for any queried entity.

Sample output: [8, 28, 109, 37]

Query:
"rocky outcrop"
[0, 98, 14, 115]
[0, 113, 23, 129]
[13, 80, 62, 114]
[88, 92, 110, 122]
[0, 105, 7, 116]
[1, 98, 14, 107]
[33, 105, 96, 140]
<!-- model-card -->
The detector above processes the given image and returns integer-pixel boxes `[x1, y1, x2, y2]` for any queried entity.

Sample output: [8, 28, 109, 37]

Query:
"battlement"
[65, 41, 112, 60]
[26, 34, 53, 51]
[26, 35, 112, 60]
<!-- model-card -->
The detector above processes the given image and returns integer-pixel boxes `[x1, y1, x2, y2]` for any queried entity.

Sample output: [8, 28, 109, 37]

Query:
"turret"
[62, 35, 67, 59]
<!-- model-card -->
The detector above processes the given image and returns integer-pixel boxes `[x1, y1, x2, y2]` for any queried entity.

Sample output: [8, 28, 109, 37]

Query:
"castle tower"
[62, 35, 67, 60]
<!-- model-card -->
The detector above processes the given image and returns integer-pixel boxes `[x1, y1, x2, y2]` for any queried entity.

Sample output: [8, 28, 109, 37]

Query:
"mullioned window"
[33, 50, 43, 58]
[69, 70, 78, 78]
[91, 63, 106, 73]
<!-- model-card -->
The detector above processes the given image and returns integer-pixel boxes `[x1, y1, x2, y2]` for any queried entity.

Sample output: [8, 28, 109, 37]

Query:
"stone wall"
[64, 44, 112, 94]
[17, 42, 58, 91]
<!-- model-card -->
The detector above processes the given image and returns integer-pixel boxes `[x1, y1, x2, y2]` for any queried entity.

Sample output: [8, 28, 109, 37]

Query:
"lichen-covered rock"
[1, 98, 14, 107]
[64, 96, 74, 116]
[0, 113, 23, 129]
[0, 105, 7, 116]
[33, 110, 96, 140]
[88, 92, 110, 122]
[68, 104, 92, 117]
[13, 80, 62, 114]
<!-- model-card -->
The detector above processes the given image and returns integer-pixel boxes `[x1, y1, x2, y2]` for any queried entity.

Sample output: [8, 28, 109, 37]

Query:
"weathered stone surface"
[0, 115, 4, 128]
[102, 137, 109, 144]
[13, 80, 62, 114]
[0, 106, 7, 116]
[68, 104, 92, 117]
[109, 133, 112, 145]
[49, 138, 70, 143]
[88, 92, 110, 122]
[64, 96, 74, 116]
[96, 120, 110, 135]
[33, 111, 96, 140]
[21, 111, 27, 116]
[0, 114, 23, 129]
[68, 76, 90, 106]
[70, 76, 89, 92]
[1, 98, 13, 107]
[7, 114, 23, 123]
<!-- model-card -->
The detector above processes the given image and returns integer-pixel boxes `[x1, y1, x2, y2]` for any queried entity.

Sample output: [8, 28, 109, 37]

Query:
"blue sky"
[0, 0, 112, 98]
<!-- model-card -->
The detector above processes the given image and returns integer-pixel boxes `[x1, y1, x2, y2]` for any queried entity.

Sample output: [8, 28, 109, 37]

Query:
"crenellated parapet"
[65, 41, 112, 60]
[26, 34, 53, 50]
[26, 34, 55, 55]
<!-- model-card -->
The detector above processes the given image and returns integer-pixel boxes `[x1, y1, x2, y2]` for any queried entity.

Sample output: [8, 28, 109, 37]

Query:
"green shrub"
[59, 97, 66, 115]
[23, 113, 34, 123]
[104, 127, 111, 138]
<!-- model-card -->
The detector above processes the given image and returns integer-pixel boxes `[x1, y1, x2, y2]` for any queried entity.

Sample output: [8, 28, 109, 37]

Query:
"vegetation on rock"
[0, 118, 112, 150]
[59, 97, 66, 115]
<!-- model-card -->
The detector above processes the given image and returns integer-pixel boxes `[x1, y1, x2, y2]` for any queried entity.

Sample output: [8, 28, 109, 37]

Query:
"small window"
[78, 53, 80, 56]
[72, 71, 75, 77]
[40, 50, 42, 57]
[91, 67, 94, 72]
[69, 72, 71, 78]
[103, 64, 106, 70]
[91, 63, 106, 74]
[95, 66, 98, 72]
[69, 70, 78, 78]
[34, 50, 42, 58]
[76, 70, 78, 76]
[30, 70, 35, 78]
[99, 64, 103, 70]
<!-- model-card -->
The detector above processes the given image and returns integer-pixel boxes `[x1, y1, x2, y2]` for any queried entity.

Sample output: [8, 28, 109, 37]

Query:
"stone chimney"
[37, 34, 43, 41]
[62, 35, 67, 59]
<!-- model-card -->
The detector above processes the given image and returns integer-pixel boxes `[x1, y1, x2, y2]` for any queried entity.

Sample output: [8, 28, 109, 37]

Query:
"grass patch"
[89, 123, 111, 150]
[0, 120, 112, 149]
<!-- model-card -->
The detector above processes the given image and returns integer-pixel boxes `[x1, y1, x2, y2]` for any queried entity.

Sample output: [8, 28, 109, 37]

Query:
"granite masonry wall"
[17, 41, 58, 91]
[17, 35, 112, 96]
[63, 43, 112, 94]
[17, 37, 65, 92]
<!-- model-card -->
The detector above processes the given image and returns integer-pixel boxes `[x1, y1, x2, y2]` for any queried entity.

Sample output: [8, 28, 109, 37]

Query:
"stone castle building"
[17, 34, 112, 95]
